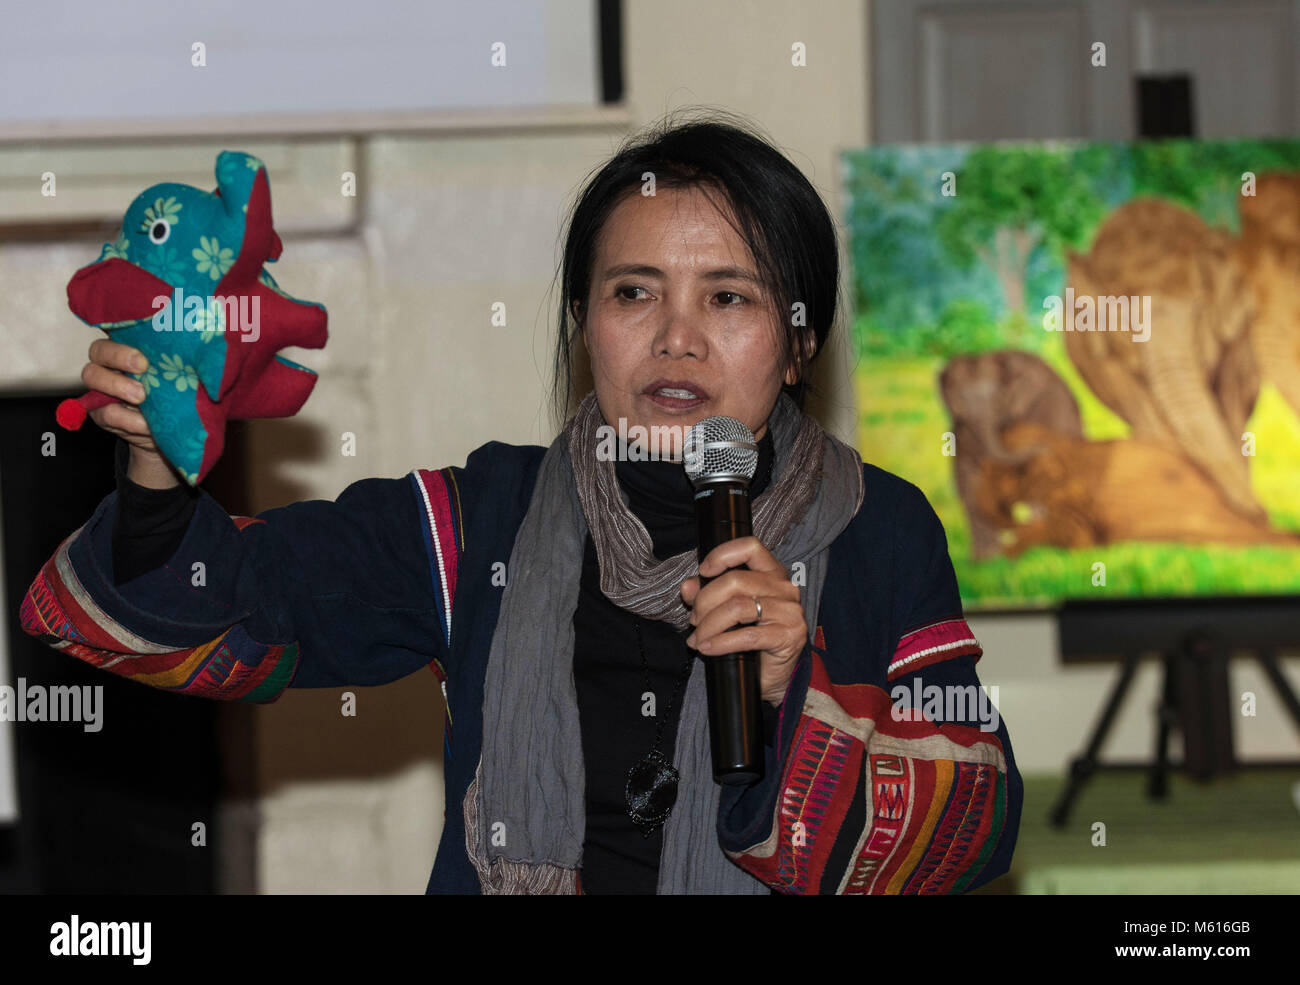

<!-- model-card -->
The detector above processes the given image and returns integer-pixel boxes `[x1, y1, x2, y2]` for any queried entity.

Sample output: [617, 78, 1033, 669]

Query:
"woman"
[21, 111, 1022, 894]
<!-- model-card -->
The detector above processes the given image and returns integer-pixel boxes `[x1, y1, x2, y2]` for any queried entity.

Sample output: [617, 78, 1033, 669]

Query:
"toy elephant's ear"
[214, 150, 283, 260]
[214, 150, 266, 215]
[67, 257, 174, 327]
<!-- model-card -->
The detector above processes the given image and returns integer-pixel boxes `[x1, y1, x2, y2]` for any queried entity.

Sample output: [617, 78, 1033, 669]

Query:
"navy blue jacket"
[20, 440, 1022, 893]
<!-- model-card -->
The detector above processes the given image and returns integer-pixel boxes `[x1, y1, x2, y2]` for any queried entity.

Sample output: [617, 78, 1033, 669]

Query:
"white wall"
[0, 0, 598, 125]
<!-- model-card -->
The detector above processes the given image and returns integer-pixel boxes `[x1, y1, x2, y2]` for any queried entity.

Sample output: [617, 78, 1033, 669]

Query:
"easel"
[1049, 595, 1300, 827]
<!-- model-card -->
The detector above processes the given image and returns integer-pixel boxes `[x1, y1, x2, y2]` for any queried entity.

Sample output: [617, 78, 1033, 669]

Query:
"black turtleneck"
[572, 426, 776, 894]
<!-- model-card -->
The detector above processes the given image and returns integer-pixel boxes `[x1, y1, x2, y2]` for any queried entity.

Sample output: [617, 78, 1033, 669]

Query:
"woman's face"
[578, 185, 803, 460]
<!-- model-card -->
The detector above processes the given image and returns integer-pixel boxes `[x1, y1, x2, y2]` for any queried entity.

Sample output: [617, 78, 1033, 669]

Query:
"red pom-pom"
[56, 397, 88, 430]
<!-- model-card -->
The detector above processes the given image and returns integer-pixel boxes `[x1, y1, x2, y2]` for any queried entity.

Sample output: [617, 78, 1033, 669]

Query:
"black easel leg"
[1150, 653, 1178, 798]
[1050, 651, 1140, 828]
[1207, 638, 1236, 776]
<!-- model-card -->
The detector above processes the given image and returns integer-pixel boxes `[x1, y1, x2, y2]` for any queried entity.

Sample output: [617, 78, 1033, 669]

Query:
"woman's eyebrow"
[601, 262, 762, 286]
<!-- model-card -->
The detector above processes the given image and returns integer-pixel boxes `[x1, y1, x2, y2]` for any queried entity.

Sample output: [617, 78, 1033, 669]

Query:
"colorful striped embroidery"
[19, 526, 298, 702]
[410, 467, 465, 760]
[410, 468, 463, 650]
[726, 636, 1007, 894]
[887, 617, 983, 682]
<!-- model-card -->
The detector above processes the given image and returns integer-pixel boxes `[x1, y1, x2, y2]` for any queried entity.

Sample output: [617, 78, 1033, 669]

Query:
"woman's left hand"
[680, 536, 806, 708]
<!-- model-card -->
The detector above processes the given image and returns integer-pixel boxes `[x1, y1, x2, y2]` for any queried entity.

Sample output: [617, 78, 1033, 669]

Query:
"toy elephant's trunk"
[56, 391, 118, 430]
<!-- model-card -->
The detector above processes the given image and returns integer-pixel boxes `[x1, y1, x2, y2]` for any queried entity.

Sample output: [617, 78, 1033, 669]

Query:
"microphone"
[683, 416, 765, 786]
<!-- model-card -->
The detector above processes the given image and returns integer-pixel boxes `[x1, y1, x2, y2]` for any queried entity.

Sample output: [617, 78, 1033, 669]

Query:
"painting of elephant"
[938, 350, 1083, 560]
[1236, 172, 1300, 429]
[1063, 197, 1264, 523]
[845, 136, 1300, 608]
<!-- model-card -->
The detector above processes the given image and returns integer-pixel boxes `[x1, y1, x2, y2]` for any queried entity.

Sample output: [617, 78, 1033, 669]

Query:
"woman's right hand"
[82, 339, 180, 489]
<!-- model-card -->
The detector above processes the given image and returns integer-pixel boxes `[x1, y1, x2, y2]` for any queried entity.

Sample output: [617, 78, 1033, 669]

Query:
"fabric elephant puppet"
[56, 150, 327, 485]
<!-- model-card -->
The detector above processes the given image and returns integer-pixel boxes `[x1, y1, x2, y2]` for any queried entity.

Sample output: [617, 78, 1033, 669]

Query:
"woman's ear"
[783, 331, 817, 385]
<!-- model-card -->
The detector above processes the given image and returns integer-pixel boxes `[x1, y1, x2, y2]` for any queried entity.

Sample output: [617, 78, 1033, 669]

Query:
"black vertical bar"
[1135, 73, 1195, 138]
[597, 0, 623, 104]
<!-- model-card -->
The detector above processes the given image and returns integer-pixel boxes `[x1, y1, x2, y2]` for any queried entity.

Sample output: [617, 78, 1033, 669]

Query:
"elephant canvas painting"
[843, 138, 1300, 610]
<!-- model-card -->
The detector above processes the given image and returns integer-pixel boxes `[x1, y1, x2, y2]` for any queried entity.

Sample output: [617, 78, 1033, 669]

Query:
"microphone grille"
[683, 416, 758, 486]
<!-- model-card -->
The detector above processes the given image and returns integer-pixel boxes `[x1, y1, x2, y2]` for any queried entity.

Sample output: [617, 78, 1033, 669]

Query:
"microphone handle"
[695, 479, 765, 785]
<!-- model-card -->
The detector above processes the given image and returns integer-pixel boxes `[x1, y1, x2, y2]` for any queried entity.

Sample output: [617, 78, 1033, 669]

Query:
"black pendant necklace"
[625, 615, 696, 838]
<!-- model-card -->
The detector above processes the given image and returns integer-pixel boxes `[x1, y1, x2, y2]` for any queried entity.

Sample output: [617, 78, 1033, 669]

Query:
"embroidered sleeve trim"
[19, 532, 298, 703]
[410, 467, 465, 760]
[725, 649, 1008, 894]
[887, 617, 983, 682]
[410, 468, 463, 650]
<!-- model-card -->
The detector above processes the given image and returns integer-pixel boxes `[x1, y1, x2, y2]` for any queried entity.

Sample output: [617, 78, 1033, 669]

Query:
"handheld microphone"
[683, 416, 765, 786]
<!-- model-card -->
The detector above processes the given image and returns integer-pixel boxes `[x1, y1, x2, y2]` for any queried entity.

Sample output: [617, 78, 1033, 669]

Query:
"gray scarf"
[464, 390, 864, 893]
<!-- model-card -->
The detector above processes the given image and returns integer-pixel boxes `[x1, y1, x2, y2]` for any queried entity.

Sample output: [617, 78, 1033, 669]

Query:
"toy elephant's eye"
[148, 219, 171, 244]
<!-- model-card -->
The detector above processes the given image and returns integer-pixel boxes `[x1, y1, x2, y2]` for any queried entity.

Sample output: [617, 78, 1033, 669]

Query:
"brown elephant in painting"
[938, 350, 1083, 560]
[1236, 172, 1300, 428]
[1064, 198, 1263, 522]
[974, 422, 1300, 558]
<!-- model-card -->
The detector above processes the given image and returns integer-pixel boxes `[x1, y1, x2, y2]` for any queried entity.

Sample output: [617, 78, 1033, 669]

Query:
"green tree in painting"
[1125, 138, 1300, 231]
[933, 298, 1003, 355]
[935, 146, 1107, 340]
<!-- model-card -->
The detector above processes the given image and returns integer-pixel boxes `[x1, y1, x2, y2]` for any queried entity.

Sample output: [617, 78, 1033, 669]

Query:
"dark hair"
[550, 108, 841, 428]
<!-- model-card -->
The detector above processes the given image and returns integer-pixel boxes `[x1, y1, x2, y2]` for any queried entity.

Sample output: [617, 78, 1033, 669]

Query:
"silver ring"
[753, 595, 763, 623]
